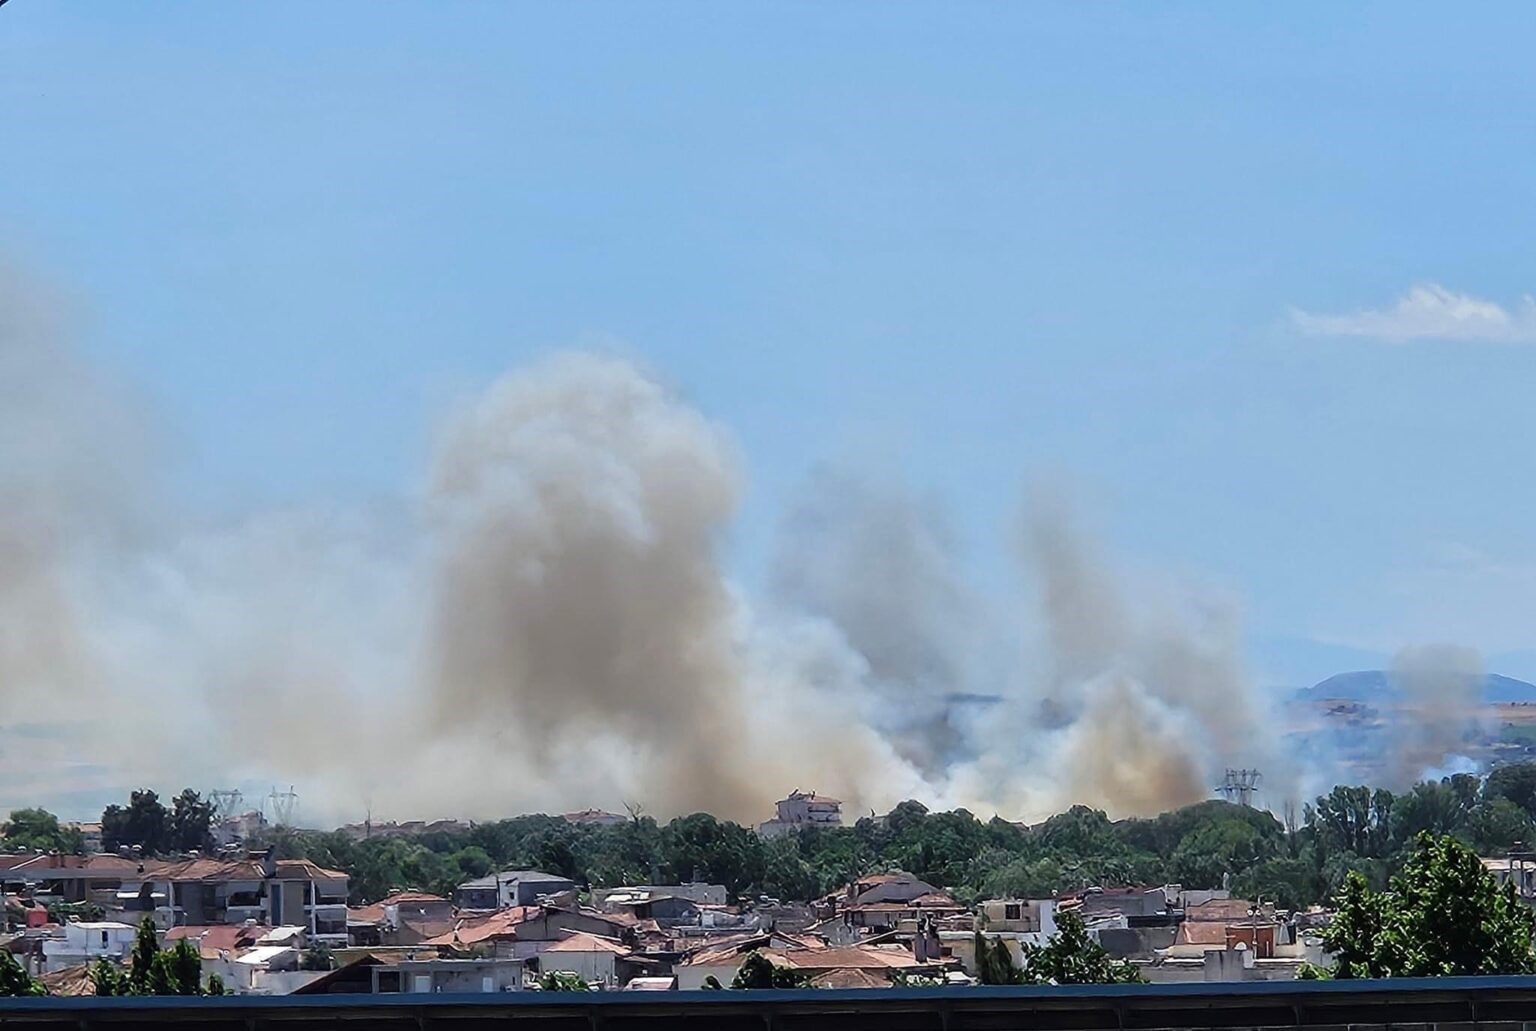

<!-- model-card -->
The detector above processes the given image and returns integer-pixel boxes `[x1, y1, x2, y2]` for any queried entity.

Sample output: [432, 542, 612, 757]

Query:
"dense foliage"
[91, 918, 222, 996]
[17, 763, 1536, 915]
[0, 808, 84, 854]
[245, 765, 1536, 908]
[100, 789, 215, 855]
[0, 950, 45, 997]
[972, 912, 1143, 985]
[1319, 833, 1536, 978]
[730, 951, 813, 989]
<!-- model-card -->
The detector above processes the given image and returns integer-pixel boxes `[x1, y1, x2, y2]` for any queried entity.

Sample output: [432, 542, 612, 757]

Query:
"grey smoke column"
[770, 467, 976, 773]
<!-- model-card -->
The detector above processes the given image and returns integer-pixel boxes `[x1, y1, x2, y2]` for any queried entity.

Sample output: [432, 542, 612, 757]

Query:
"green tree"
[1308, 786, 1395, 860]
[1232, 856, 1320, 911]
[662, 814, 764, 899]
[127, 917, 161, 994]
[301, 943, 335, 971]
[90, 956, 129, 996]
[94, 918, 209, 997]
[1466, 798, 1535, 854]
[1321, 871, 1393, 978]
[1168, 819, 1276, 888]
[1485, 763, 1536, 816]
[2, 808, 83, 854]
[730, 951, 812, 989]
[102, 791, 170, 855]
[451, 845, 494, 882]
[168, 790, 215, 852]
[972, 931, 1021, 984]
[1323, 834, 1536, 978]
[1019, 911, 1144, 985]
[0, 950, 45, 996]
[759, 835, 818, 901]
[1388, 832, 1535, 975]
[1390, 777, 1478, 846]
[149, 940, 204, 996]
[538, 971, 591, 991]
[978, 856, 1065, 901]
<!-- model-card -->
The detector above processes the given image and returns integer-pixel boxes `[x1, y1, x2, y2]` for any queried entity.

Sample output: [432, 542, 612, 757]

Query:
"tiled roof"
[39, 964, 96, 997]
[274, 858, 348, 880]
[809, 967, 890, 989]
[773, 945, 937, 972]
[909, 892, 963, 908]
[847, 894, 962, 912]
[1185, 898, 1260, 923]
[1174, 921, 1230, 946]
[421, 907, 536, 947]
[5, 853, 143, 874]
[164, 923, 271, 959]
[139, 856, 347, 883]
[546, 931, 631, 955]
[348, 891, 449, 925]
[679, 934, 770, 967]
[148, 858, 266, 882]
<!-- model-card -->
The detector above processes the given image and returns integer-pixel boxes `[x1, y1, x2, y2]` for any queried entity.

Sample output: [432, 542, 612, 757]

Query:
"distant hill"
[1296, 669, 1536, 704]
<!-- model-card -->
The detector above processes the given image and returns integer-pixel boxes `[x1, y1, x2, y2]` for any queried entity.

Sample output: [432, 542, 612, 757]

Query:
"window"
[376, 971, 402, 993]
[1004, 904, 1021, 921]
[101, 931, 109, 948]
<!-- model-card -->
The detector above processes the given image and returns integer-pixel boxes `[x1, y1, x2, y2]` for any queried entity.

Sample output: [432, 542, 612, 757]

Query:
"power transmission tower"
[267, 786, 299, 827]
[1217, 768, 1262, 808]
[207, 789, 243, 823]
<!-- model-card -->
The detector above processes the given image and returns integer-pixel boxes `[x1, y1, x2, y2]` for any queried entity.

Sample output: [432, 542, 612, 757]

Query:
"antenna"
[1217, 769, 1262, 808]
[267, 786, 299, 827]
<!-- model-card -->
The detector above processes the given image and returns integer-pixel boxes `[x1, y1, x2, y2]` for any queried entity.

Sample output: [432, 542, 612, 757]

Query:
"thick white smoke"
[0, 267, 1435, 827]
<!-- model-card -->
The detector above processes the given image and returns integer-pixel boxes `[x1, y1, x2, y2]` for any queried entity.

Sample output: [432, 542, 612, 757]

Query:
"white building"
[758, 791, 842, 837]
[978, 898, 1057, 935]
[538, 931, 632, 987]
[41, 921, 136, 972]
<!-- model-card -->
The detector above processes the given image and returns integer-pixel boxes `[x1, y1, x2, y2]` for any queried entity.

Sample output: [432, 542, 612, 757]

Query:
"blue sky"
[5, 2, 1536, 687]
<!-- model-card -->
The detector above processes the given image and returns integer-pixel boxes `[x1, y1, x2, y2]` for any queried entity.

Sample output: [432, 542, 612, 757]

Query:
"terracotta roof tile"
[421, 906, 535, 947]
[546, 931, 631, 955]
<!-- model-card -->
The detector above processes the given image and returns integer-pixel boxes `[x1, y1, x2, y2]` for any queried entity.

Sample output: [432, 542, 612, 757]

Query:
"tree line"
[8, 764, 1536, 911]
[260, 764, 1536, 908]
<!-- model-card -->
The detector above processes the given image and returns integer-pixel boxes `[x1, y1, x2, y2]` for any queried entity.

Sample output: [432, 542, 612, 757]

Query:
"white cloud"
[1292, 283, 1536, 344]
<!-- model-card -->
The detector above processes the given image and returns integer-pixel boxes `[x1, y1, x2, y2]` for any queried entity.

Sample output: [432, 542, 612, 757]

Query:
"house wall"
[539, 950, 618, 986]
[252, 970, 329, 994]
[675, 961, 741, 991]
[645, 898, 701, 925]
[382, 962, 524, 993]
[457, 887, 499, 909]
[508, 877, 577, 907]
[855, 879, 940, 905]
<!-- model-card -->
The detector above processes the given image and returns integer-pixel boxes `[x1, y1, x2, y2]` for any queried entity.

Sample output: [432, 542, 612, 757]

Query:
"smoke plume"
[1386, 644, 1485, 788]
[770, 468, 976, 774]
[0, 266, 1462, 826]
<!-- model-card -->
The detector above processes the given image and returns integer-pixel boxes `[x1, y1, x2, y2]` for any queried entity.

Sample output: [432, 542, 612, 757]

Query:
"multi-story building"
[453, 870, 577, 910]
[757, 790, 843, 837]
[110, 853, 349, 945]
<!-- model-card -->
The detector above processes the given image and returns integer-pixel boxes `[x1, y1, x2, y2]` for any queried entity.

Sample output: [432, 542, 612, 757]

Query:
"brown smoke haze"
[0, 268, 1466, 826]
